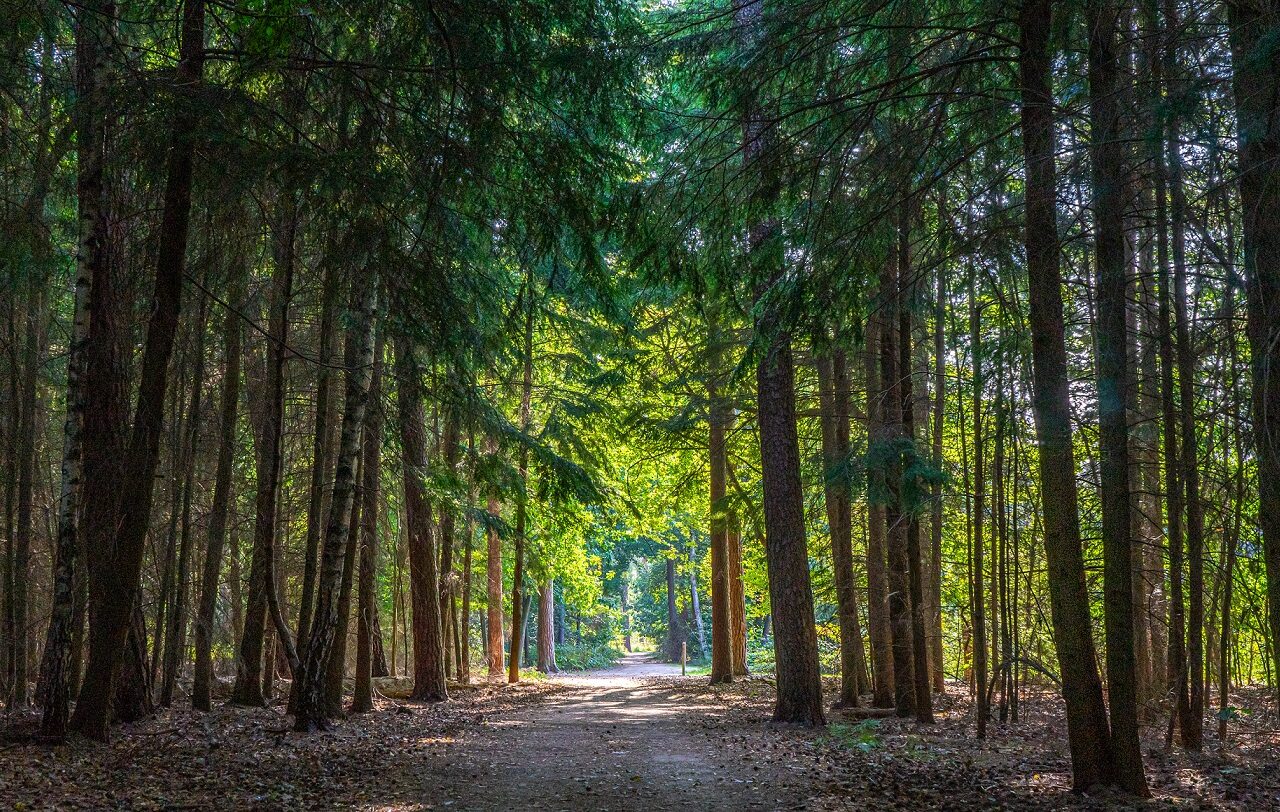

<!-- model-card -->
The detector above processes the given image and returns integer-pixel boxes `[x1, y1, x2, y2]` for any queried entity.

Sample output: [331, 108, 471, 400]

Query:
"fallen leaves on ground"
[1, 677, 1277, 810]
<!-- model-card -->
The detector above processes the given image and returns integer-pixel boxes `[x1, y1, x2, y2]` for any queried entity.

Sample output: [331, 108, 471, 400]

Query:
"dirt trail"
[419, 652, 809, 811]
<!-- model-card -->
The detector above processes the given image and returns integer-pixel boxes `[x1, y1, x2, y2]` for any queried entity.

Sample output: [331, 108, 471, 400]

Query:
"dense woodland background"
[2, 0, 1280, 800]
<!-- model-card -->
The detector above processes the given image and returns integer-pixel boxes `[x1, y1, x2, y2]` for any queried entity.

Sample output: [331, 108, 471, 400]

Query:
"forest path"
[411, 653, 806, 811]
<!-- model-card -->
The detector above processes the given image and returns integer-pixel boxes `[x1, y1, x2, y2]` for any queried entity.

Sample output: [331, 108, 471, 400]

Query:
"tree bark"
[508, 290, 535, 684]
[296, 261, 341, 672]
[71, 0, 204, 740]
[1086, 0, 1149, 793]
[537, 580, 557, 673]
[898, 205, 933, 724]
[968, 258, 988, 737]
[881, 238, 915, 720]
[727, 513, 748, 676]
[396, 336, 448, 703]
[161, 297, 208, 706]
[11, 286, 44, 708]
[293, 273, 379, 731]
[38, 28, 97, 719]
[232, 214, 297, 706]
[485, 483, 504, 679]
[353, 339, 385, 713]
[736, 0, 825, 726]
[930, 255, 947, 692]
[815, 342, 865, 707]
[865, 312, 894, 708]
[708, 307, 734, 684]
[1018, 0, 1119, 790]
[665, 556, 684, 662]
[192, 263, 244, 712]
[1228, 0, 1280, 712]
[1161, 0, 1204, 749]
[324, 464, 361, 715]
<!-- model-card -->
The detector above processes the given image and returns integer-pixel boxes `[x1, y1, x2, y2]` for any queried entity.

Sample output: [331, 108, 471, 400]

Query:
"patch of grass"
[555, 642, 625, 671]
[820, 720, 883, 753]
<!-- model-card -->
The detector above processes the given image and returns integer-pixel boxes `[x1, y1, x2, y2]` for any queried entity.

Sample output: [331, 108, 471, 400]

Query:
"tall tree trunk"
[880, 236, 915, 720]
[71, 0, 204, 740]
[1219, 277, 1245, 741]
[899, 207, 933, 724]
[1087, 0, 1149, 793]
[11, 286, 44, 708]
[930, 255, 946, 692]
[232, 214, 297, 707]
[324, 465, 361, 714]
[293, 273, 379, 731]
[437, 410, 460, 680]
[727, 513, 748, 676]
[395, 336, 448, 703]
[508, 291, 535, 684]
[1228, 0, 1280, 714]
[296, 261, 341, 672]
[1018, 0, 1119, 790]
[816, 341, 864, 707]
[537, 580, 557, 673]
[665, 556, 683, 662]
[689, 547, 707, 655]
[485, 482, 503, 679]
[737, 0, 823, 726]
[1150, 23, 1192, 743]
[968, 258, 987, 737]
[1162, 0, 1204, 749]
[38, 10, 99, 720]
[708, 307, 734, 684]
[865, 311, 894, 708]
[192, 263, 244, 712]
[161, 297, 208, 706]
[460, 471, 475, 684]
[353, 340, 385, 713]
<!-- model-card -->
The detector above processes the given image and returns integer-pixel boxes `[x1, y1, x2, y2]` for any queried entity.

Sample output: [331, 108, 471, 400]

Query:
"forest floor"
[2, 654, 1279, 810]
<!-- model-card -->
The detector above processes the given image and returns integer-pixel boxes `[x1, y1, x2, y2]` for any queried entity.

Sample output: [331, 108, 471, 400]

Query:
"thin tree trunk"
[968, 259, 987, 737]
[930, 249, 947, 693]
[537, 580, 557, 673]
[395, 336, 448, 703]
[865, 312, 893, 708]
[293, 272, 379, 731]
[325, 472, 361, 714]
[460, 469, 475, 684]
[708, 306, 734, 684]
[1088, 0, 1148, 793]
[665, 556, 683, 661]
[353, 339, 385, 713]
[899, 206, 933, 724]
[1161, 0, 1204, 748]
[192, 263, 244, 711]
[485, 481, 503, 679]
[727, 513, 748, 676]
[508, 291, 534, 684]
[296, 261, 341, 670]
[38, 24, 98, 720]
[161, 297, 208, 706]
[1018, 0, 1119, 790]
[1228, 0, 1280, 714]
[1219, 278, 1245, 741]
[232, 214, 297, 707]
[437, 410, 460, 680]
[816, 341, 864, 707]
[11, 286, 44, 708]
